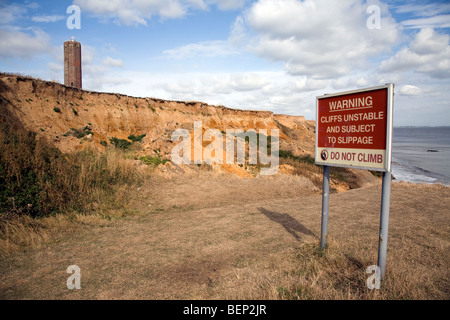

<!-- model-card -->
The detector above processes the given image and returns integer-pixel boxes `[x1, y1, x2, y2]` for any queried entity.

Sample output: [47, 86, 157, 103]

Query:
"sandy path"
[0, 176, 449, 300]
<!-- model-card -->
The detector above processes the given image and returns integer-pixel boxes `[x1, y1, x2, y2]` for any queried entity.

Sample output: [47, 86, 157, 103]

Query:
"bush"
[0, 125, 73, 217]
[66, 126, 93, 139]
[128, 134, 146, 142]
[140, 155, 169, 166]
[53, 107, 61, 113]
[0, 123, 141, 218]
[279, 149, 315, 164]
[109, 137, 131, 149]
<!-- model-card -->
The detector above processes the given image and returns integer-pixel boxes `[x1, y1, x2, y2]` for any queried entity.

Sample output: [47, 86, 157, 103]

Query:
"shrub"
[279, 149, 315, 165]
[53, 107, 61, 113]
[66, 126, 93, 139]
[109, 137, 131, 149]
[140, 155, 169, 166]
[0, 125, 72, 217]
[128, 134, 146, 142]
[0, 123, 141, 218]
[100, 140, 108, 147]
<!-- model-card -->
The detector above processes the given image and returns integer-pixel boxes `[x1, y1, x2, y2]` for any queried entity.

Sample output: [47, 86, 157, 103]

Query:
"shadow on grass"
[258, 207, 318, 242]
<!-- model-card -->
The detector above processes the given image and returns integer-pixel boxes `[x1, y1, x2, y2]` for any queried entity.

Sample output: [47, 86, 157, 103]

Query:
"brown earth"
[0, 72, 379, 190]
[0, 173, 448, 300]
[0, 73, 448, 300]
[0, 72, 312, 157]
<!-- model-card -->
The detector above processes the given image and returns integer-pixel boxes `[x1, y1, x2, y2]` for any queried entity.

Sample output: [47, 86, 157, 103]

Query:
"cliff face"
[0, 73, 380, 189]
[0, 73, 315, 158]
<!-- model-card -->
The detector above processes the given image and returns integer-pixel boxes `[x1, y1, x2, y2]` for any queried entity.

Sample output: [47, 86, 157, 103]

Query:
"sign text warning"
[315, 85, 393, 171]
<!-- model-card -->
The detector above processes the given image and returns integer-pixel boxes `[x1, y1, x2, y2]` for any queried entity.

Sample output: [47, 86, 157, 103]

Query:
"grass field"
[1, 172, 448, 300]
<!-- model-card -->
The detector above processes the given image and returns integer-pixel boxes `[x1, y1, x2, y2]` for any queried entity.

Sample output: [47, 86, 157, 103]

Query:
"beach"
[392, 127, 450, 185]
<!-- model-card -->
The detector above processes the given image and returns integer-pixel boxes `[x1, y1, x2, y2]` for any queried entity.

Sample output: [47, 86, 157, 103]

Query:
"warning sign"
[315, 84, 394, 171]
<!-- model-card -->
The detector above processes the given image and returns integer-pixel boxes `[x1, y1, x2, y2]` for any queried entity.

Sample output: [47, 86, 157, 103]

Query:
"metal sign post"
[377, 171, 392, 280]
[320, 166, 330, 249]
[316, 84, 394, 281]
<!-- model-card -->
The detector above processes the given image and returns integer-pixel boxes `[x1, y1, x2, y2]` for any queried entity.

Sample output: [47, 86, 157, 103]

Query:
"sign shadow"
[257, 207, 318, 242]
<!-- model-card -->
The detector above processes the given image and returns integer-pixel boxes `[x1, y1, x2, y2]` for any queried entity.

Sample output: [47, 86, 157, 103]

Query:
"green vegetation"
[66, 126, 93, 139]
[128, 134, 146, 142]
[53, 107, 61, 113]
[100, 140, 108, 147]
[279, 149, 315, 165]
[107, 134, 147, 149]
[109, 137, 132, 149]
[0, 123, 141, 218]
[140, 155, 169, 166]
[72, 108, 78, 116]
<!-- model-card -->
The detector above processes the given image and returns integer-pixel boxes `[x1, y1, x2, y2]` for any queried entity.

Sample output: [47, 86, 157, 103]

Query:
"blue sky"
[1, 0, 449, 126]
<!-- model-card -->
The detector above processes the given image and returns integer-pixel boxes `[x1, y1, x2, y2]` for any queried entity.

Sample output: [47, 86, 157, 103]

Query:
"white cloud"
[211, 0, 246, 10]
[0, 28, 52, 59]
[103, 56, 124, 67]
[293, 77, 328, 92]
[74, 0, 244, 26]
[239, 0, 400, 79]
[401, 14, 450, 29]
[163, 40, 240, 59]
[31, 15, 65, 23]
[399, 84, 422, 96]
[158, 72, 270, 97]
[74, 0, 187, 25]
[0, 3, 27, 25]
[379, 28, 450, 79]
[230, 73, 269, 91]
[393, 2, 450, 28]
[393, 2, 450, 18]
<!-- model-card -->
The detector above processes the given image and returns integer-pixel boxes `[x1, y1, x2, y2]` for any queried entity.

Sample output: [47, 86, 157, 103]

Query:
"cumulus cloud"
[212, 0, 247, 10]
[74, 0, 246, 25]
[103, 57, 124, 67]
[399, 84, 422, 96]
[163, 41, 240, 59]
[238, 0, 400, 79]
[74, 0, 187, 25]
[0, 28, 53, 59]
[76, 45, 130, 90]
[379, 28, 450, 79]
[0, 2, 31, 25]
[159, 72, 269, 97]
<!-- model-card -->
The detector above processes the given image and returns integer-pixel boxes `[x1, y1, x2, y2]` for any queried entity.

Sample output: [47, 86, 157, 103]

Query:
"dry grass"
[0, 175, 448, 300]
[0, 122, 157, 254]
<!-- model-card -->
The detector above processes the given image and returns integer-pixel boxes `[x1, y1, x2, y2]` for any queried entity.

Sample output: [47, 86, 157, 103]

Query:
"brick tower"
[64, 39, 82, 89]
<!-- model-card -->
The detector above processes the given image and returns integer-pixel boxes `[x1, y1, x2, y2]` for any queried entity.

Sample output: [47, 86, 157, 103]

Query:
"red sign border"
[315, 84, 394, 172]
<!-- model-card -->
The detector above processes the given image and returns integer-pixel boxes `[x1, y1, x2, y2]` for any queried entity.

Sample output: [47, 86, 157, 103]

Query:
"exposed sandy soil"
[0, 173, 448, 300]
[0, 73, 448, 300]
[0, 73, 313, 158]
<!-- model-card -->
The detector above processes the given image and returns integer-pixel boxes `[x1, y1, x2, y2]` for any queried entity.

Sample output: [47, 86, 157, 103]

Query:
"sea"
[392, 127, 450, 186]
